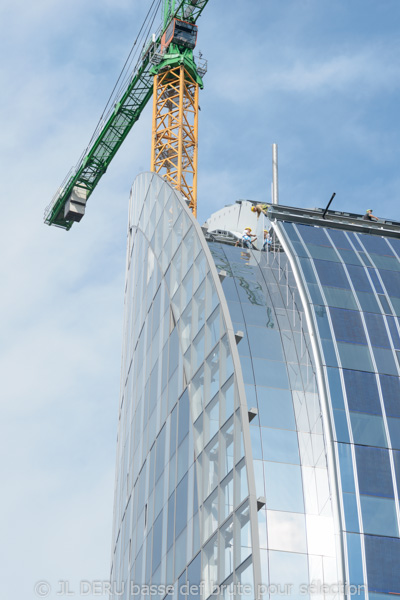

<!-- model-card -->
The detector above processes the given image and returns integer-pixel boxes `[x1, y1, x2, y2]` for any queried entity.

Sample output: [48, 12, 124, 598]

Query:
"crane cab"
[161, 19, 198, 53]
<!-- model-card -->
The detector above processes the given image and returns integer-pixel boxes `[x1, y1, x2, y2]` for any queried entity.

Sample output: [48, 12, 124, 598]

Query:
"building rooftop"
[267, 203, 400, 239]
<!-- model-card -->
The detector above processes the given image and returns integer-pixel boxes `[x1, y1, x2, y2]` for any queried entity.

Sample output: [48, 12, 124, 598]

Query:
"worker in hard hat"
[241, 227, 257, 249]
[362, 209, 379, 222]
[251, 204, 269, 218]
[263, 229, 272, 251]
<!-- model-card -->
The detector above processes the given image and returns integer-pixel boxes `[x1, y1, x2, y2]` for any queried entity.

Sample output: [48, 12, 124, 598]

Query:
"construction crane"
[44, 0, 210, 230]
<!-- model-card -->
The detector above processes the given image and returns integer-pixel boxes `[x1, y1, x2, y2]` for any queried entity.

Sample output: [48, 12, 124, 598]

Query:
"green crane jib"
[44, 0, 210, 230]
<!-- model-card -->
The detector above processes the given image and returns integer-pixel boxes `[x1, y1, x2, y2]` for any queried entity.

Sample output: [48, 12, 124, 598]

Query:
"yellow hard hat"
[251, 206, 256, 212]
[245, 227, 252, 231]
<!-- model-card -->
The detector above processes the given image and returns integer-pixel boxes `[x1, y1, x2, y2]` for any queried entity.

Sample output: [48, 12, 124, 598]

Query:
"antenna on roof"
[323, 193, 336, 219]
[272, 143, 279, 205]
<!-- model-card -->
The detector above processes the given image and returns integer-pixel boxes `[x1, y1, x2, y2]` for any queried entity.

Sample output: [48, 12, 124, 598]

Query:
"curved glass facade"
[277, 221, 400, 600]
[111, 172, 399, 600]
[207, 243, 342, 600]
[111, 173, 258, 600]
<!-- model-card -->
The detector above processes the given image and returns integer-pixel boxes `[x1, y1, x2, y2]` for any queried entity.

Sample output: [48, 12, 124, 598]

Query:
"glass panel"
[267, 510, 307, 553]
[249, 425, 262, 459]
[373, 347, 398, 376]
[235, 459, 248, 506]
[175, 473, 188, 538]
[264, 461, 304, 512]
[343, 492, 360, 532]
[192, 327, 205, 374]
[306, 514, 336, 556]
[326, 367, 345, 409]
[388, 418, 400, 450]
[239, 355, 255, 385]
[206, 307, 220, 355]
[296, 224, 331, 246]
[337, 443, 356, 493]
[314, 259, 350, 288]
[220, 472, 234, 520]
[308, 244, 340, 262]
[174, 527, 187, 580]
[221, 518, 234, 580]
[203, 488, 218, 539]
[361, 495, 398, 537]
[346, 533, 364, 586]
[246, 328, 284, 361]
[343, 369, 381, 414]
[333, 409, 350, 443]
[322, 286, 358, 310]
[221, 418, 234, 478]
[178, 389, 190, 445]
[236, 558, 254, 600]
[177, 434, 189, 482]
[379, 269, 400, 298]
[350, 412, 387, 447]
[191, 366, 204, 421]
[205, 395, 219, 445]
[337, 342, 373, 372]
[236, 502, 252, 567]
[337, 247, 363, 266]
[220, 335, 234, 387]
[365, 535, 400, 594]
[321, 338, 338, 367]
[192, 281, 206, 334]
[355, 446, 394, 498]
[368, 268, 384, 293]
[386, 317, 400, 349]
[204, 436, 219, 497]
[329, 307, 367, 345]
[269, 550, 310, 600]
[257, 388, 296, 430]
[221, 377, 235, 424]
[357, 291, 381, 314]
[252, 359, 290, 389]
[258, 508, 268, 549]
[205, 349, 219, 407]
[261, 428, 300, 464]
[151, 512, 163, 573]
[203, 534, 218, 599]
[180, 302, 192, 354]
[366, 313, 391, 348]
[187, 553, 201, 598]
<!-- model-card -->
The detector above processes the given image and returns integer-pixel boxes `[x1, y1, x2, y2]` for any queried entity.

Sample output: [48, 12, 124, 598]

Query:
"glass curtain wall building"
[110, 172, 400, 600]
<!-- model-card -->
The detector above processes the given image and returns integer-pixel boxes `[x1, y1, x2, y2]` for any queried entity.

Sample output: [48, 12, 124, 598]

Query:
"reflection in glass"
[264, 461, 304, 513]
[261, 427, 300, 464]
[269, 550, 310, 600]
[267, 510, 307, 553]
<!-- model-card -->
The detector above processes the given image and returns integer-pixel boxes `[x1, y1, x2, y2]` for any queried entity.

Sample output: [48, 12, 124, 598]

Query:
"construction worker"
[240, 227, 257, 249]
[263, 229, 272, 251]
[251, 204, 269, 218]
[362, 209, 379, 222]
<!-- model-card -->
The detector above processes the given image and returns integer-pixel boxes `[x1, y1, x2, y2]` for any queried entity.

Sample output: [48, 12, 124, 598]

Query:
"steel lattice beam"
[151, 64, 199, 217]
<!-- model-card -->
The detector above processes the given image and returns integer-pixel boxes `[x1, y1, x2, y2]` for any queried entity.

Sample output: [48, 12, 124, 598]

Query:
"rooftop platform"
[266, 203, 400, 239]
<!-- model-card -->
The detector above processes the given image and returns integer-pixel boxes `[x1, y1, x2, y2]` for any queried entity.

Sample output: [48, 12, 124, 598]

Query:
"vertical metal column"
[272, 143, 279, 205]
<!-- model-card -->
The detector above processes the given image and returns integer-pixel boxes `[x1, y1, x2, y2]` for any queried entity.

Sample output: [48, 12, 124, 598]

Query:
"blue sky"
[1, 0, 399, 598]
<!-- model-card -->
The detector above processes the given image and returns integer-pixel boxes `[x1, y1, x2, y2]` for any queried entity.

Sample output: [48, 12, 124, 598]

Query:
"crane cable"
[85, 0, 163, 152]
[112, 0, 163, 109]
